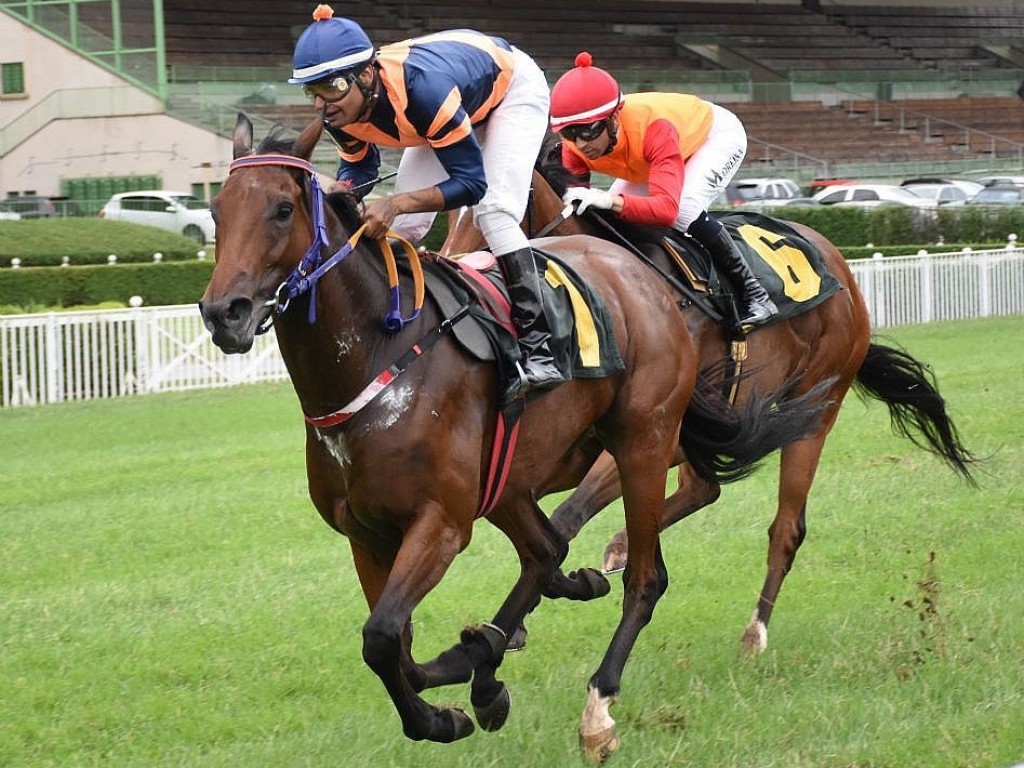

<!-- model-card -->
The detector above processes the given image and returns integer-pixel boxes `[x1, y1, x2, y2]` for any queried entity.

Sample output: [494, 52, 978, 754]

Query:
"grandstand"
[2, 0, 1024, 207]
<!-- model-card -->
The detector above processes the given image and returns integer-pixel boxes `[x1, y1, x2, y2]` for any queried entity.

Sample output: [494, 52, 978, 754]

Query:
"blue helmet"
[289, 5, 375, 85]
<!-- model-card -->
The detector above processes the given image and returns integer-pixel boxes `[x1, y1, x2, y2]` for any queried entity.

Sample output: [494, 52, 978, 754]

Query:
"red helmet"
[550, 52, 623, 131]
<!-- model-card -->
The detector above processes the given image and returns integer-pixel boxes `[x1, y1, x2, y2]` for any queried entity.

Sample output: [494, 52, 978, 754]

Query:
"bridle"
[226, 153, 423, 334]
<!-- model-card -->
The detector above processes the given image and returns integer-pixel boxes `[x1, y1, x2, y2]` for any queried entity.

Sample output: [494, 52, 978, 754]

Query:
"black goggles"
[302, 74, 356, 102]
[560, 119, 608, 142]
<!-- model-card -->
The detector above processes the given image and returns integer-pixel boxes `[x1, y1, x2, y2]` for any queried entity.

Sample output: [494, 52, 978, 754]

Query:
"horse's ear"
[294, 118, 324, 161]
[232, 113, 254, 159]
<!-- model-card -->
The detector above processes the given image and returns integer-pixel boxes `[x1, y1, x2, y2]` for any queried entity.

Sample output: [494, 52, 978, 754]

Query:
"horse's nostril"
[225, 297, 252, 324]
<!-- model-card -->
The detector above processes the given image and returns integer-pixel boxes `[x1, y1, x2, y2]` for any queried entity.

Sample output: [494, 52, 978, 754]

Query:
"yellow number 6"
[736, 224, 820, 302]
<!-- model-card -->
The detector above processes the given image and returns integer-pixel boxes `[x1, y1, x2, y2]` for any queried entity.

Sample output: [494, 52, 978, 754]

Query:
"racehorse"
[198, 114, 827, 762]
[442, 143, 976, 655]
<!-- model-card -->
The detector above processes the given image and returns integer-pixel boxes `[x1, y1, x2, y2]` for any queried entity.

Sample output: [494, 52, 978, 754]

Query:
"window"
[1, 62, 25, 96]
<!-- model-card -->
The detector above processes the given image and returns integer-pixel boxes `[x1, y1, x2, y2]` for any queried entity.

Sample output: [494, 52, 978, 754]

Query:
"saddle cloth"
[421, 249, 625, 381]
[667, 211, 843, 323]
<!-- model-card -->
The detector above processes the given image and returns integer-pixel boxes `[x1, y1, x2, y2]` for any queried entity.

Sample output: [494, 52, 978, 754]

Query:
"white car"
[812, 183, 936, 209]
[900, 178, 983, 206]
[100, 190, 215, 244]
[716, 177, 801, 208]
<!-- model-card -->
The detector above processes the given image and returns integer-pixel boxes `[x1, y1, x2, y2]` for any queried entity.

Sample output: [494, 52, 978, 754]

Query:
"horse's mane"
[534, 132, 675, 245]
[255, 127, 364, 233]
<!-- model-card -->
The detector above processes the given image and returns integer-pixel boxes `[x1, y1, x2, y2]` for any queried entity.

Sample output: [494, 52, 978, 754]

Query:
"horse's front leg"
[351, 504, 476, 743]
[414, 493, 586, 732]
[548, 451, 621, 540]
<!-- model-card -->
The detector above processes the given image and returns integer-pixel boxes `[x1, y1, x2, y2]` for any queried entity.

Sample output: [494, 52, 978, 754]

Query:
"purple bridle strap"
[228, 153, 346, 329]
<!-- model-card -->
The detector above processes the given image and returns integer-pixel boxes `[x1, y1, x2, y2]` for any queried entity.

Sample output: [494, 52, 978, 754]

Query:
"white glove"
[563, 186, 615, 215]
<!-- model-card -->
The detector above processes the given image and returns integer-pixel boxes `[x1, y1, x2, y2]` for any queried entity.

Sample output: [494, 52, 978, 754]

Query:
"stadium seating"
[150, 1, 1024, 173]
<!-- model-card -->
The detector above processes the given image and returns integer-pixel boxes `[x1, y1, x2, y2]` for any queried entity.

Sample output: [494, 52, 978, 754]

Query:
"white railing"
[2, 248, 1022, 408]
[849, 246, 1024, 327]
[0, 305, 286, 407]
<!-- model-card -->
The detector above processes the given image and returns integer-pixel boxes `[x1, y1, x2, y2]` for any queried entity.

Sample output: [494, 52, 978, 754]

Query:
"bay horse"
[442, 147, 976, 655]
[199, 114, 826, 762]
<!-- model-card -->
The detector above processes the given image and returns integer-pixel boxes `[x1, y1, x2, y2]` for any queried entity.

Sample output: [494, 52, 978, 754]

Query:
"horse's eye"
[276, 203, 294, 221]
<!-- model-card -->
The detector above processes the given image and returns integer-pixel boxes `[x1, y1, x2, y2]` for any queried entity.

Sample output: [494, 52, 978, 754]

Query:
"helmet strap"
[602, 115, 619, 157]
[354, 63, 380, 122]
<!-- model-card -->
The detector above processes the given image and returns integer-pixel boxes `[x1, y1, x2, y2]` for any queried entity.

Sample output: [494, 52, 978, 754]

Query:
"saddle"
[639, 211, 843, 332]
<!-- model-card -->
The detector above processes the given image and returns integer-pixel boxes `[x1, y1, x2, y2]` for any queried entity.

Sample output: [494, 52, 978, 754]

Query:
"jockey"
[549, 52, 778, 327]
[289, 4, 563, 394]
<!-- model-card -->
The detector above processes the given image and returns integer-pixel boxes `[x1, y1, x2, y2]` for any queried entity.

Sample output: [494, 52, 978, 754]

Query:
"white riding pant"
[390, 46, 550, 256]
[609, 103, 747, 232]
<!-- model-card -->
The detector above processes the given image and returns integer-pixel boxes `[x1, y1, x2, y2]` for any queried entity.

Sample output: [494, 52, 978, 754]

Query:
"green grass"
[2, 316, 1022, 767]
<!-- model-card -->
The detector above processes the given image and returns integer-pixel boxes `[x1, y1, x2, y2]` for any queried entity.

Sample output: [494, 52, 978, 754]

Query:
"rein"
[227, 153, 424, 334]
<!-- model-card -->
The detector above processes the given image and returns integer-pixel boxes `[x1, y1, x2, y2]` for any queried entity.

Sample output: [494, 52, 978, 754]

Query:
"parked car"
[812, 183, 936, 209]
[975, 175, 1024, 188]
[965, 184, 1024, 206]
[0, 195, 57, 218]
[100, 190, 215, 244]
[714, 177, 801, 208]
[803, 179, 857, 196]
[900, 178, 983, 205]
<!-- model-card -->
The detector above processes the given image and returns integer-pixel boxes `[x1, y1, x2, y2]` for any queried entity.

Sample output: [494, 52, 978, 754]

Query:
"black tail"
[679, 374, 835, 485]
[853, 341, 977, 485]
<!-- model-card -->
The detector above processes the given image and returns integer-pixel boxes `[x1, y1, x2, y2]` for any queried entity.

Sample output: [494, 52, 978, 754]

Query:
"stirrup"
[502, 361, 530, 403]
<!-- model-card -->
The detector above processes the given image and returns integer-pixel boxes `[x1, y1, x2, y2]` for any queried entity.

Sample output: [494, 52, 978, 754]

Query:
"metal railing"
[1, 247, 1022, 408]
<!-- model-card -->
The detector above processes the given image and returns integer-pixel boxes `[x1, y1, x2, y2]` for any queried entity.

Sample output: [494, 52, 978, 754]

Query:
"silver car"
[100, 190, 215, 244]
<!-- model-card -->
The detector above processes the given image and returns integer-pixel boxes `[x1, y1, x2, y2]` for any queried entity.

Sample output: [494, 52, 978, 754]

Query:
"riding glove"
[563, 186, 615, 215]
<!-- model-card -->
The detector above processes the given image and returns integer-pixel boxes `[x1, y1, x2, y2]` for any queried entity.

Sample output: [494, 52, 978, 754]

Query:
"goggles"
[302, 74, 356, 103]
[560, 119, 609, 143]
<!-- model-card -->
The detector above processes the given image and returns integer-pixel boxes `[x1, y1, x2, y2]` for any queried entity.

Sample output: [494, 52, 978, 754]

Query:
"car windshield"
[168, 195, 209, 210]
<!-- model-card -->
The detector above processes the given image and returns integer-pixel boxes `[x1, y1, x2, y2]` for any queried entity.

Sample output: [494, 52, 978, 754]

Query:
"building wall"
[0, 12, 231, 201]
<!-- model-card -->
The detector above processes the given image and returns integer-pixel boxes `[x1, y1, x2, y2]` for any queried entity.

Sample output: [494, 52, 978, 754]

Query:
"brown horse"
[199, 115, 825, 761]
[442, 149, 976, 655]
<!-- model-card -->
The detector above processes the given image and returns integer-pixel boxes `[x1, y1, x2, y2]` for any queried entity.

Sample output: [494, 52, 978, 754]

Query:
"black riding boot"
[497, 247, 565, 395]
[704, 227, 778, 326]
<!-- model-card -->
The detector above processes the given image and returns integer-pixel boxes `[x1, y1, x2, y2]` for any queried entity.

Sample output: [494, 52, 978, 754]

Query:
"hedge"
[0, 219, 206, 267]
[0, 261, 214, 313]
[0, 206, 1019, 312]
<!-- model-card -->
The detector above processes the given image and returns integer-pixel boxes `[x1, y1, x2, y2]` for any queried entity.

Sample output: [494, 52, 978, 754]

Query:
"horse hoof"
[473, 683, 511, 732]
[577, 567, 611, 598]
[580, 725, 620, 764]
[740, 616, 768, 655]
[445, 707, 476, 742]
[507, 624, 528, 652]
[601, 549, 626, 575]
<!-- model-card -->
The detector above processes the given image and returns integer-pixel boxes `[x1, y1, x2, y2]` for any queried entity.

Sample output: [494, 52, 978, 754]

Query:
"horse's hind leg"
[741, 432, 829, 654]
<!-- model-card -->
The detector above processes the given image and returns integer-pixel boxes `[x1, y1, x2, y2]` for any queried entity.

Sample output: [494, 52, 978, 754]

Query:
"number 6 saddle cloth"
[668, 211, 843, 324]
